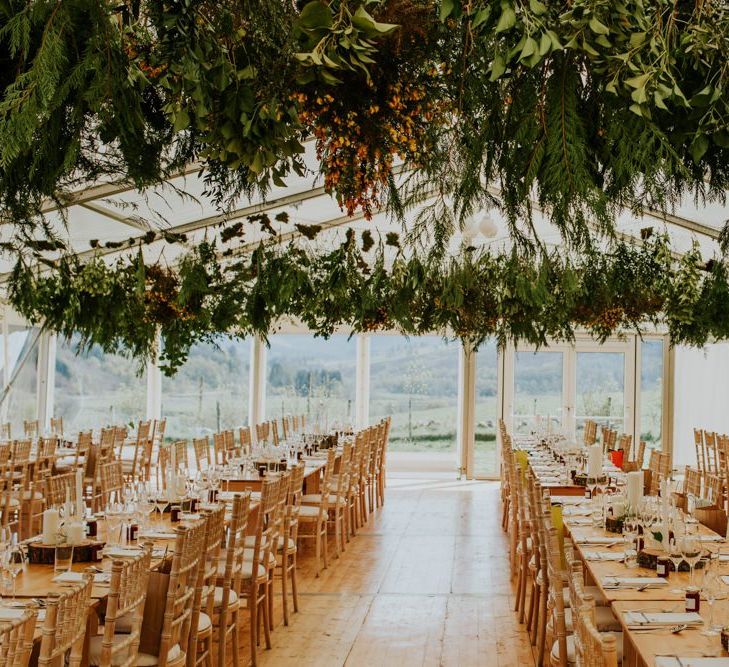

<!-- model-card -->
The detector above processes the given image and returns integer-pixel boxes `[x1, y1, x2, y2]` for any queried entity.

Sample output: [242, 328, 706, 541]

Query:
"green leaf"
[629, 32, 646, 47]
[299, 1, 332, 29]
[352, 6, 398, 34]
[173, 109, 190, 131]
[495, 5, 516, 32]
[519, 36, 538, 61]
[691, 135, 709, 162]
[539, 32, 551, 55]
[439, 0, 455, 21]
[472, 7, 491, 28]
[529, 0, 547, 15]
[625, 72, 651, 89]
[489, 54, 506, 81]
[589, 17, 610, 35]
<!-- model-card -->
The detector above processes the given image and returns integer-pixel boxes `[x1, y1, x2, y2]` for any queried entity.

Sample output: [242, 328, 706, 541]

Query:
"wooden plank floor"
[235, 477, 536, 667]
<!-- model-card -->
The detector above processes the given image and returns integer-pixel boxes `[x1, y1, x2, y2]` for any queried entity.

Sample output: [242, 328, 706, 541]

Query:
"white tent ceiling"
[2, 141, 725, 280]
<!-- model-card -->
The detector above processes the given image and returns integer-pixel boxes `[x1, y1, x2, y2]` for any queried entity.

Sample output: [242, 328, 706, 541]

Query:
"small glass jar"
[85, 518, 98, 538]
[721, 626, 729, 652]
[685, 585, 701, 613]
[170, 506, 180, 523]
[656, 556, 670, 578]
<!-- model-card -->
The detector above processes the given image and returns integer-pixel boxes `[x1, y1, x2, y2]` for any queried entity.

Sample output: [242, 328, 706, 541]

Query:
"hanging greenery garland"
[8, 230, 729, 375]
[0, 0, 727, 249]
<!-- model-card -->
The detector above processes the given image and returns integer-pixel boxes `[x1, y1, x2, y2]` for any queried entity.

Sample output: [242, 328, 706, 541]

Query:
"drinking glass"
[701, 569, 722, 635]
[5, 541, 26, 601]
[681, 535, 702, 586]
[668, 538, 685, 593]
[105, 504, 124, 546]
[54, 543, 74, 575]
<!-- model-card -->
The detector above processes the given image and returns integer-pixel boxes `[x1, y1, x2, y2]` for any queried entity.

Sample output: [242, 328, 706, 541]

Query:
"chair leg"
[536, 586, 548, 666]
[291, 557, 299, 613]
[261, 591, 272, 650]
[526, 579, 536, 637]
[267, 571, 275, 632]
[314, 531, 321, 577]
[281, 555, 290, 627]
[249, 589, 258, 667]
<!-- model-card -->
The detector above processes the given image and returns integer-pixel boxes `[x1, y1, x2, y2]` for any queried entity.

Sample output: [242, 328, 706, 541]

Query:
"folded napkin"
[655, 659, 729, 667]
[138, 531, 177, 540]
[565, 517, 593, 525]
[562, 507, 591, 516]
[583, 551, 625, 562]
[104, 547, 142, 558]
[180, 513, 201, 521]
[602, 576, 668, 590]
[698, 535, 724, 542]
[53, 571, 111, 584]
[624, 611, 702, 628]
[575, 536, 623, 545]
[0, 607, 27, 620]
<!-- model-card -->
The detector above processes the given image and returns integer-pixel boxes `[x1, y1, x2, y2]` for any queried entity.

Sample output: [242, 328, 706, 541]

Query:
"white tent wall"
[673, 342, 729, 467]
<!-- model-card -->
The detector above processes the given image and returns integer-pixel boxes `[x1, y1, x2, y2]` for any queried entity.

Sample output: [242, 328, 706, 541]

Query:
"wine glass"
[5, 538, 26, 601]
[105, 503, 124, 546]
[701, 569, 722, 635]
[681, 535, 702, 586]
[667, 538, 685, 593]
[154, 489, 169, 526]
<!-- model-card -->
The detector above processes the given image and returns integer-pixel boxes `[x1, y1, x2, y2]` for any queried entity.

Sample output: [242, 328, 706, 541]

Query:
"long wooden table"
[559, 504, 729, 664]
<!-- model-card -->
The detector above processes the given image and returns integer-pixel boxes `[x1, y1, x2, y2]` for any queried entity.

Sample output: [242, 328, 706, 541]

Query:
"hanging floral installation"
[1, 0, 729, 370]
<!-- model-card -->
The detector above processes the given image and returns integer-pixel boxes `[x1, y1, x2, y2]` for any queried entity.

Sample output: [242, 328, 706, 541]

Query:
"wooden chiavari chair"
[705, 430, 720, 474]
[152, 418, 167, 448]
[694, 428, 707, 472]
[0, 607, 37, 666]
[122, 422, 152, 482]
[375, 418, 389, 508]
[213, 433, 227, 466]
[304, 442, 351, 558]
[0, 422, 11, 441]
[138, 522, 207, 667]
[88, 546, 153, 667]
[36, 436, 58, 476]
[99, 461, 124, 509]
[50, 416, 64, 437]
[278, 463, 304, 626]
[38, 575, 94, 667]
[703, 472, 724, 509]
[356, 428, 372, 527]
[261, 471, 290, 633]
[173, 440, 189, 470]
[281, 415, 291, 441]
[192, 505, 226, 667]
[684, 466, 702, 498]
[193, 437, 212, 471]
[223, 430, 236, 460]
[647, 449, 663, 496]
[270, 420, 280, 446]
[571, 576, 620, 667]
[45, 471, 78, 508]
[255, 422, 270, 446]
[23, 420, 38, 439]
[616, 433, 632, 463]
[213, 493, 251, 667]
[291, 415, 299, 434]
[241, 476, 284, 666]
[238, 426, 252, 456]
[298, 448, 336, 577]
[583, 419, 597, 445]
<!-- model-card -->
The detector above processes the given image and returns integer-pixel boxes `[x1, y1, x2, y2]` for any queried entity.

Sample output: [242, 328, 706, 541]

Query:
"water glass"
[54, 543, 74, 575]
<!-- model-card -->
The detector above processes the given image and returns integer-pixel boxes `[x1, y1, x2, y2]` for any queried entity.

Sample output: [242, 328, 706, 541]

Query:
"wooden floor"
[236, 476, 535, 667]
